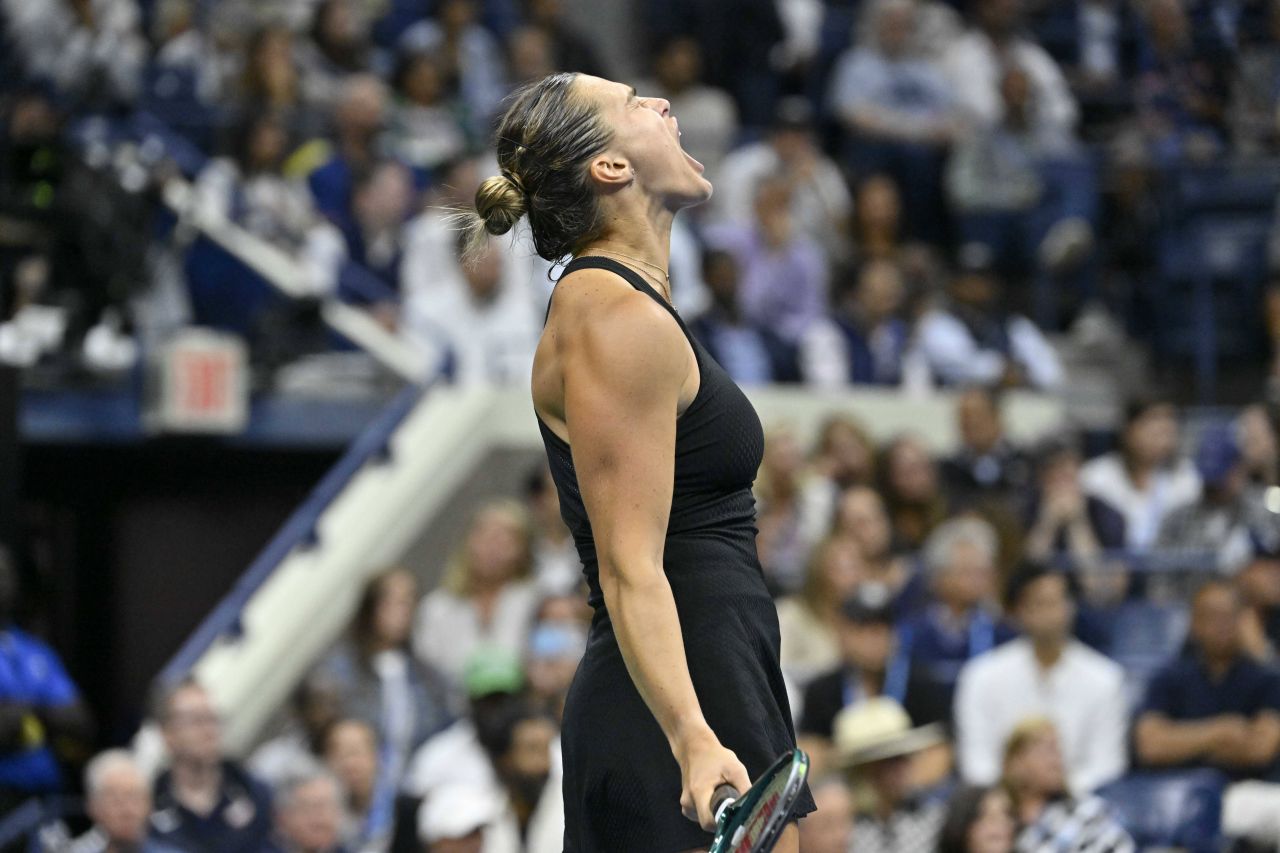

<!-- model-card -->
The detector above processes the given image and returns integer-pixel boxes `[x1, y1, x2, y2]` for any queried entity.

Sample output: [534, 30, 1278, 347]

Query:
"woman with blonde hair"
[777, 534, 868, 687]
[1000, 718, 1133, 852]
[413, 500, 540, 685]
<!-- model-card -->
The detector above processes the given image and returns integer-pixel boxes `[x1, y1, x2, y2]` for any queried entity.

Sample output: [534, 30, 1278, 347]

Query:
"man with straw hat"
[835, 696, 949, 853]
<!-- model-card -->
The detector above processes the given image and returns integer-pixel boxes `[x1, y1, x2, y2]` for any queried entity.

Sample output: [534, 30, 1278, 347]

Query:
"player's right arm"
[555, 270, 750, 831]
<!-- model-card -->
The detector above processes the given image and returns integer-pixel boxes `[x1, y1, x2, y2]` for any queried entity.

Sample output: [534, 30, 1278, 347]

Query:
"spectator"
[249, 672, 345, 788]
[906, 516, 1017, 701]
[414, 501, 540, 686]
[713, 97, 854, 261]
[402, 231, 540, 384]
[299, 0, 373, 109]
[801, 259, 911, 388]
[834, 485, 928, 618]
[798, 775, 855, 853]
[523, 0, 607, 77]
[41, 749, 181, 853]
[1158, 423, 1280, 572]
[471, 699, 562, 853]
[308, 74, 390, 235]
[0, 551, 92, 807]
[267, 766, 348, 853]
[836, 697, 948, 853]
[687, 248, 800, 386]
[941, 387, 1035, 512]
[754, 426, 837, 594]
[524, 465, 580, 594]
[1080, 397, 1201, 552]
[402, 649, 525, 800]
[941, 0, 1079, 137]
[830, 0, 957, 243]
[1023, 437, 1127, 567]
[388, 51, 468, 175]
[913, 247, 1066, 390]
[1240, 553, 1280, 661]
[777, 535, 867, 688]
[879, 433, 950, 550]
[148, 0, 231, 130]
[2, 0, 146, 107]
[416, 784, 494, 853]
[312, 568, 455, 785]
[704, 173, 830, 343]
[937, 784, 1016, 853]
[812, 414, 879, 491]
[1230, 0, 1280, 155]
[523, 596, 587, 722]
[238, 26, 322, 141]
[1239, 404, 1280, 490]
[332, 159, 415, 308]
[151, 679, 273, 853]
[799, 587, 950, 776]
[322, 718, 395, 852]
[1133, 579, 1280, 777]
[506, 24, 556, 85]
[1128, 0, 1230, 163]
[955, 565, 1127, 794]
[852, 174, 906, 266]
[1001, 718, 1134, 851]
[636, 36, 739, 181]
[398, 0, 507, 139]
[945, 62, 1098, 308]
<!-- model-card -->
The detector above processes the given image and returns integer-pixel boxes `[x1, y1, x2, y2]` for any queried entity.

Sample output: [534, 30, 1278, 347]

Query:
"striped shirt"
[1016, 795, 1136, 853]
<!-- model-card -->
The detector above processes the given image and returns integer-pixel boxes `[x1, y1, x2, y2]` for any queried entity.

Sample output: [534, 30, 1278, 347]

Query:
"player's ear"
[588, 153, 633, 192]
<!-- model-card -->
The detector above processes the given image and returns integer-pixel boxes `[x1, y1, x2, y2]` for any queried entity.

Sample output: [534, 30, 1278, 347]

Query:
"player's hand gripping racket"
[707, 749, 809, 853]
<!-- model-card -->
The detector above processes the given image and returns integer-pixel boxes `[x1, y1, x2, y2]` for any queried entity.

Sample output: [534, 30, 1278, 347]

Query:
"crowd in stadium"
[5, 0, 1280, 850]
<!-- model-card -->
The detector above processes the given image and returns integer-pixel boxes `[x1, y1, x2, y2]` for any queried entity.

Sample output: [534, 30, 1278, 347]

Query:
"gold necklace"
[586, 247, 673, 303]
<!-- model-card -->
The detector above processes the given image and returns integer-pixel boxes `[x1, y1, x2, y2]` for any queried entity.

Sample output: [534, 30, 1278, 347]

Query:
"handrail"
[155, 381, 426, 689]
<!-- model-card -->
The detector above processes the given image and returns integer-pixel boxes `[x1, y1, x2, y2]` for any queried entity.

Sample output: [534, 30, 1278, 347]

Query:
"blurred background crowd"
[6, 0, 1280, 850]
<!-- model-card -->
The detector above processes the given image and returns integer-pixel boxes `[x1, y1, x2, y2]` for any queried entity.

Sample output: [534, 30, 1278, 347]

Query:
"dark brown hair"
[459, 72, 613, 263]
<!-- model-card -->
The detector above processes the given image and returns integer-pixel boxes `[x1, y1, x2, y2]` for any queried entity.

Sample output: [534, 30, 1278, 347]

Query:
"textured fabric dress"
[537, 256, 815, 852]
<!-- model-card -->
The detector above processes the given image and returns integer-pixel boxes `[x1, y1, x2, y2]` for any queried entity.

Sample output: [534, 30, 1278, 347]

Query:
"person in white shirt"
[954, 565, 1127, 795]
[414, 501, 541, 686]
[712, 97, 853, 262]
[940, 0, 1078, 137]
[402, 231, 540, 386]
[912, 246, 1065, 390]
[1079, 398, 1201, 552]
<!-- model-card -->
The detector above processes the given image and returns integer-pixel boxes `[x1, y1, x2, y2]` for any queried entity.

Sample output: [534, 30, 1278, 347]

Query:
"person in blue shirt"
[903, 517, 1017, 708]
[0, 551, 91, 810]
[149, 679, 273, 853]
[1133, 579, 1280, 779]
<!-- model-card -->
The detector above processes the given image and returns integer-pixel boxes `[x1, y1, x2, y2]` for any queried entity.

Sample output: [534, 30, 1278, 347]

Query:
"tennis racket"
[707, 749, 810, 853]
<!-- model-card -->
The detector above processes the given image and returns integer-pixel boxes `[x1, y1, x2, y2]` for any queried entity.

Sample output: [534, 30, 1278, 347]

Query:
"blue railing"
[155, 380, 427, 688]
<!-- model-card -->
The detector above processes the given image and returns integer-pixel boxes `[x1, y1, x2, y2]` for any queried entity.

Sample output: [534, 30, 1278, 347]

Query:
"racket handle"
[711, 783, 739, 823]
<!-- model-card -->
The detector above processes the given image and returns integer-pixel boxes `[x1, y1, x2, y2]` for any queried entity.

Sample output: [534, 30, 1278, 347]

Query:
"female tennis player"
[458, 72, 815, 852]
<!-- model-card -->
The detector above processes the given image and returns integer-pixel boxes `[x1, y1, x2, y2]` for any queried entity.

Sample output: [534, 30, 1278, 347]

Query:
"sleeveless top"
[535, 255, 768, 610]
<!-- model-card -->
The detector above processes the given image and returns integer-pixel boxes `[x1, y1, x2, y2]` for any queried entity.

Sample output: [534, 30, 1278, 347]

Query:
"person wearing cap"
[711, 95, 853, 260]
[835, 697, 948, 853]
[910, 244, 1065, 391]
[401, 648, 527, 800]
[954, 564, 1127, 795]
[1157, 422, 1280, 573]
[798, 586, 948, 777]
[417, 784, 495, 852]
[472, 698, 563, 853]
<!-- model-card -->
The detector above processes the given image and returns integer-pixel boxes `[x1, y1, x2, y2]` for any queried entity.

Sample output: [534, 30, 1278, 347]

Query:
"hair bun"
[475, 174, 528, 236]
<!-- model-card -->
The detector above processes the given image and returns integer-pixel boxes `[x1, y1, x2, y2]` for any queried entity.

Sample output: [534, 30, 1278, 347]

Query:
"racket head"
[708, 749, 810, 853]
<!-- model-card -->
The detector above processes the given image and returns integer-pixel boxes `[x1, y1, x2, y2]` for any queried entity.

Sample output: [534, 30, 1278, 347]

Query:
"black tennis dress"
[537, 256, 815, 852]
